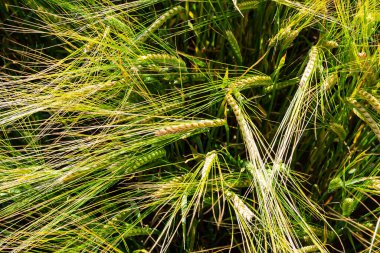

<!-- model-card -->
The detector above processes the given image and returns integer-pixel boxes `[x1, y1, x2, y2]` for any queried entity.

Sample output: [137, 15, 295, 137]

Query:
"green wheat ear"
[237, 1, 261, 11]
[342, 198, 356, 217]
[136, 6, 184, 43]
[233, 75, 273, 91]
[329, 123, 347, 141]
[328, 178, 343, 192]
[225, 30, 243, 65]
[295, 245, 320, 253]
[125, 149, 166, 174]
[154, 119, 226, 136]
[135, 54, 187, 70]
[264, 78, 299, 93]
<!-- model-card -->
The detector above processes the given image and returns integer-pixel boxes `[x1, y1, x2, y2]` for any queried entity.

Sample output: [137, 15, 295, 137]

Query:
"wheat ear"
[155, 173, 194, 198]
[57, 169, 89, 184]
[237, 1, 261, 11]
[329, 123, 347, 141]
[264, 78, 299, 93]
[358, 89, 380, 114]
[233, 75, 273, 91]
[349, 99, 380, 141]
[226, 93, 261, 162]
[322, 40, 339, 49]
[226, 30, 243, 65]
[295, 245, 319, 253]
[225, 190, 255, 222]
[342, 197, 356, 217]
[155, 119, 226, 136]
[137, 6, 184, 43]
[322, 73, 338, 91]
[300, 46, 319, 87]
[126, 149, 166, 173]
[136, 54, 187, 69]
[201, 152, 217, 180]
[269, 27, 299, 48]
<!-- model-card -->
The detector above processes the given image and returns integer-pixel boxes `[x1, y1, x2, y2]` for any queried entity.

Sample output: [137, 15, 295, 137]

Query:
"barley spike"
[226, 30, 243, 65]
[349, 99, 380, 141]
[295, 245, 319, 253]
[136, 6, 184, 43]
[155, 119, 225, 136]
[300, 46, 319, 87]
[233, 75, 273, 91]
[201, 151, 217, 180]
[358, 89, 380, 114]
[237, 1, 260, 11]
[225, 190, 255, 222]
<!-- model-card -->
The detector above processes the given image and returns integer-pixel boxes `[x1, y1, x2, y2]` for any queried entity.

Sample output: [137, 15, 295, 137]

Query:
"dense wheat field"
[0, 0, 379, 252]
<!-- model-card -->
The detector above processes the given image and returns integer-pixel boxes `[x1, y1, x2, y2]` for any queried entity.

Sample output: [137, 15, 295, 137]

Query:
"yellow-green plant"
[0, 0, 379, 252]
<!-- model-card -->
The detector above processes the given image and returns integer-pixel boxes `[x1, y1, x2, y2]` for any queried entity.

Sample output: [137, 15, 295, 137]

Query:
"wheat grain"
[154, 119, 226, 136]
